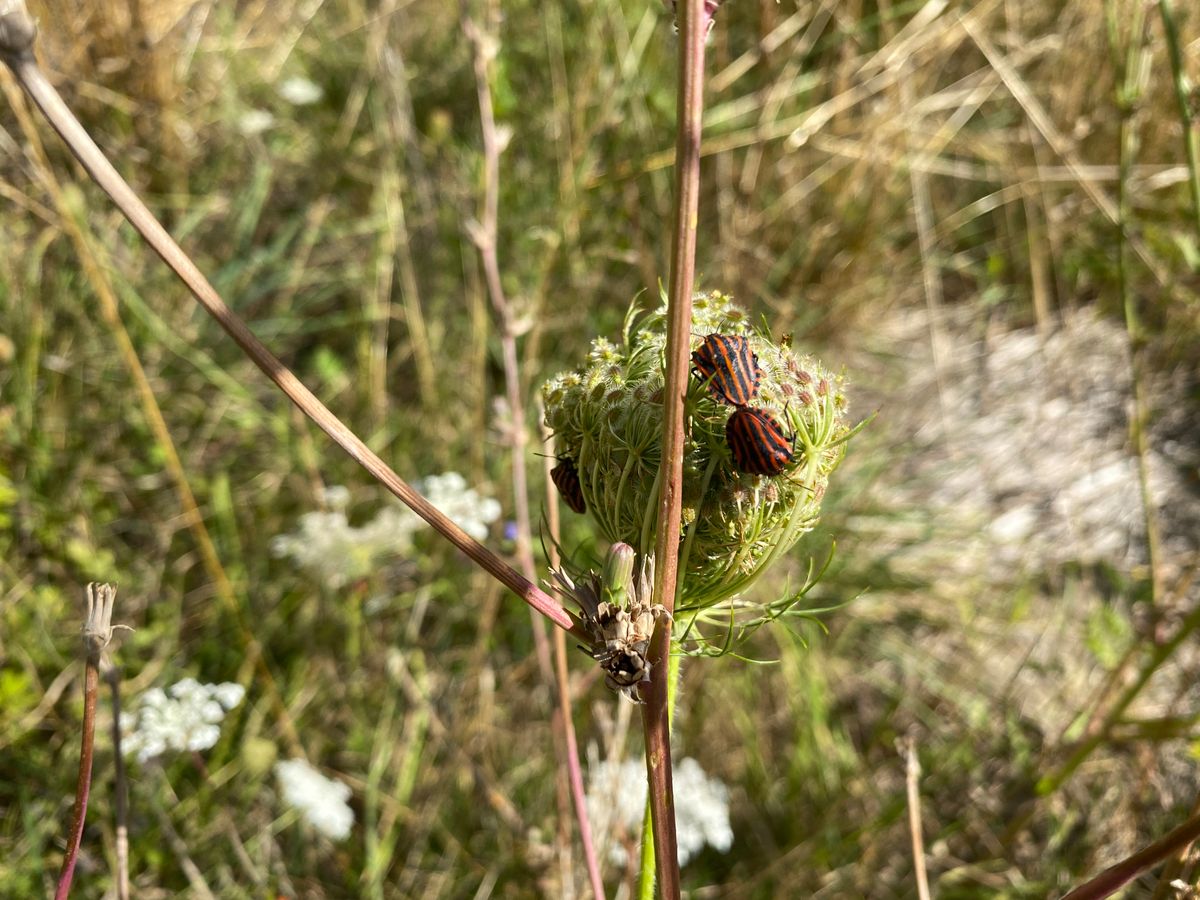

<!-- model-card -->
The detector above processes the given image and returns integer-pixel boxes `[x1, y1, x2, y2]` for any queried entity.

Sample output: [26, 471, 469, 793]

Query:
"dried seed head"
[82, 582, 132, 656]
[550, 545, 669, 701]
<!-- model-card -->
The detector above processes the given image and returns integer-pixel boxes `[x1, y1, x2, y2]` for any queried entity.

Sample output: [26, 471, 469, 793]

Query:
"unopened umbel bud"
[602, 542, 636, 607]
[542, 291, 851, 609]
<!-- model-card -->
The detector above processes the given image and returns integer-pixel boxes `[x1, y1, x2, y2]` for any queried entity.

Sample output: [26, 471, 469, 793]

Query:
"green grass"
[2, 0, 1200, 896]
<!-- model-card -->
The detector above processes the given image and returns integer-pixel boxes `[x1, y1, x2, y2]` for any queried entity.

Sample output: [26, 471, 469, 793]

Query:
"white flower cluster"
[417, 472, 502, 542]
[120, 678, 245, 763]
[237, 109, 275, 136]
[274, 758, 354, 841]
[277, 76, 324, 106]
[270, 486, 421, 588]
[586, 756, 733, 866]
[271, 476, 501, 587]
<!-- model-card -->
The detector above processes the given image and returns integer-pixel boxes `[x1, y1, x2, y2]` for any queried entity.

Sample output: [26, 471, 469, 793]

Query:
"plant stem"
[900, 736, 932, 900]
[0, 17, 581, 638]
[640, 1, 708, 895]
[55, 659, 97, 900]
[1156, 0, 1200, 242]
[463, 7, 604, 893]
[461, 0, 555, 693]
[637, 799, 656, 900]
[637, 650, 682, 898]
[1033, 2, 1161, 801]
[544, 425, 608, 900]
[1061, 807, 1200, 899]
[1038, 591, 1200, 796]
[106, 666, 130, 900]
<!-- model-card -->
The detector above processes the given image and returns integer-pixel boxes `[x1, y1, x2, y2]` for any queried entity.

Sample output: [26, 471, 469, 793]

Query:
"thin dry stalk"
[900, 71, 950, 428]
[1062, 808, 1200, 900]
[639, 1, 711, 896]
[55, 649, 97, 899]
[899, 737, 932, 900]
[105, 665, 130, 900]
[389, 650, 526, 833]
[150, 796, 216, 900]
[460, 4, 603, 893]
[1039, 574, 1200, 797]
[460, 0, 554, 686]
[1032, 3, 1172, 801]
[1149, 791, 1200, 900]
[543, 423, 607, 900]
[0, 7, 580, 637]
[959, 13, 1175, 292]
[1104, 0, 1165, 615]
[0, 70, 308, 759]
[187, 752, 264, 886]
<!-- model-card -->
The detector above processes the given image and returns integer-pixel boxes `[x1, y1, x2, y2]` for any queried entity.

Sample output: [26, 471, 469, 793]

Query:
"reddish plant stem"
[545, 438, 608, 900]
[1061, 807, 1200, 900]
[461, 0, 555, 688]
[639, 0, 708, 896]
[462, 6, 604, 893]
[0, 40, 580, 638]
[54, 660, 98, 900]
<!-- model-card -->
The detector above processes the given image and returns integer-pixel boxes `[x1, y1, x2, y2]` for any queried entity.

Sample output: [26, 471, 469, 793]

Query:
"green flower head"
[543, 292, 850, 612]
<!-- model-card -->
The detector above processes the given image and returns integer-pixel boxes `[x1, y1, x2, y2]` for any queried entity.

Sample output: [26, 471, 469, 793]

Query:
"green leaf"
[1085, 603, 1132, 669]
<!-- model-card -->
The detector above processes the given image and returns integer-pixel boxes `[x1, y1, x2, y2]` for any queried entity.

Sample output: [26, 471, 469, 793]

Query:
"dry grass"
[1, 0, 1199, 896]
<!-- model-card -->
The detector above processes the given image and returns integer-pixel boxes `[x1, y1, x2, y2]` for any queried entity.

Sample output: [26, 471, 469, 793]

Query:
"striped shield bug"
[691, 333, 762, 406]
[725, 407, 796, 476]
[551, 458, 587, 514]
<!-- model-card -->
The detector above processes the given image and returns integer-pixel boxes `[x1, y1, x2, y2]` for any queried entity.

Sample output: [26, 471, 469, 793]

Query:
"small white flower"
[586, 756, 732, 866]
[673, 758, 733, 859]
[121, 679, 245, 764]
[278, 76, 323, 106]
[417, 472, 501, 542]
[274, 758, 354, 841]
[211, 682, 246, 709]
[237, 109, 275, 136]
[320, 485, 351, 510]
[272, 475, 500, 585]
[271, 487, 421, 587]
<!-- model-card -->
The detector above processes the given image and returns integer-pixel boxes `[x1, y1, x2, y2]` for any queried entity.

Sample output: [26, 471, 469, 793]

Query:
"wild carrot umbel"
[543, 292, 850, 613]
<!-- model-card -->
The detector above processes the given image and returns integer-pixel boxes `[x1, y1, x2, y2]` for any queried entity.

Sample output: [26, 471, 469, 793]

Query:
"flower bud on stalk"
[551, 543, 669, 702]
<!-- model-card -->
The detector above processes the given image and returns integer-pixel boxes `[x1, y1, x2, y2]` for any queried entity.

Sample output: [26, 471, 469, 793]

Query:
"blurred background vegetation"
[2, 0, 1199, 896]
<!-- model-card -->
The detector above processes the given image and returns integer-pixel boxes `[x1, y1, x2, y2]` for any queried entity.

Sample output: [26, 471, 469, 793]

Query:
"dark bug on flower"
[551, 458, 587, 514]
[691, 333, 762, 407]
[725, 407, 796, 476]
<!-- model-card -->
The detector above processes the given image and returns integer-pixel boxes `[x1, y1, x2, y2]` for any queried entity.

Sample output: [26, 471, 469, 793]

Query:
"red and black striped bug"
[725, 407, 796, 476]
[691, 333, 762, 407]
[551, 458, 587, 514]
